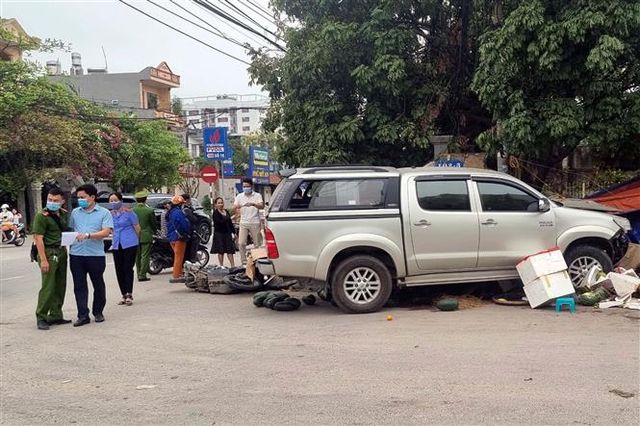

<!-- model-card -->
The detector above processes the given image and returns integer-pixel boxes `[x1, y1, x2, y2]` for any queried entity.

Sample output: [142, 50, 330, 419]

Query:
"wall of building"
[50, 73, 144, 109]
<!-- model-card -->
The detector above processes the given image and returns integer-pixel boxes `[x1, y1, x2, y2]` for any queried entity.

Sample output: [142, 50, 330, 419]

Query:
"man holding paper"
[33, 188, 71, 331]
[69, 184, 114, 327]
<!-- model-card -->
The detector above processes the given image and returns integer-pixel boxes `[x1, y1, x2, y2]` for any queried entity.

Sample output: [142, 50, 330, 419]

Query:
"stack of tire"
[253, 291, 316, 312]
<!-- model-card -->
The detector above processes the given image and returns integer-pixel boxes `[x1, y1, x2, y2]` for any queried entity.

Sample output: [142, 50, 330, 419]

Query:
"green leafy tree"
[0, 60, 114, 197]
[171, 96, 183, 116]
[249, 0, 497, 167]
[472, 0, 640, 187]
[109, 120, 190, 192]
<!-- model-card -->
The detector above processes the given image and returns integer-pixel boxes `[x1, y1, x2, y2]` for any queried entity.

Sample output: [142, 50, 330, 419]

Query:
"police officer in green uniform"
[33, 188, 71, 330]
[132, 191, 157, 282]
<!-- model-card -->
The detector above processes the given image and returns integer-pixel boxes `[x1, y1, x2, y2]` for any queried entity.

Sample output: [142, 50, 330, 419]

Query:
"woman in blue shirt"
[109, 192, 140, 305]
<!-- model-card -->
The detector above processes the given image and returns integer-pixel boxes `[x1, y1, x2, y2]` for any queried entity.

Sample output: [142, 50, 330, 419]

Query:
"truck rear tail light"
[265, 227, 279, 259]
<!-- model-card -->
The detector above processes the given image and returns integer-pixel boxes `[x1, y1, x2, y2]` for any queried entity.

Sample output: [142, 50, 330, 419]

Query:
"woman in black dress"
[211, 197, 236, 267]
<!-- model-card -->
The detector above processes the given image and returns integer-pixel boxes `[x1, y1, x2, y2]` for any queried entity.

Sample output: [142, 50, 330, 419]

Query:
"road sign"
[249, 146, 270, 185]
[200, 165, 219, 184]
[203, 127, 230, 160]
[435, 159, 464, 167]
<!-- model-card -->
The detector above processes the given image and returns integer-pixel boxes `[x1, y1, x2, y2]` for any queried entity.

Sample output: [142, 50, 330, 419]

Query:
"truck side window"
[477, 181, 538, 212]
[416, 180, 470, 211]
[288, 179, 387, 210]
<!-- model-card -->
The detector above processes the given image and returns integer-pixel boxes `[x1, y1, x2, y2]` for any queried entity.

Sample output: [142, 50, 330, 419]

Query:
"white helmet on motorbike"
[1, 204, 8, 210]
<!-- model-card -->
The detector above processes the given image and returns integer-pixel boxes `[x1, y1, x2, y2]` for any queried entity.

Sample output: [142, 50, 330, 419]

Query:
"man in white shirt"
[233, 178, 264, 263]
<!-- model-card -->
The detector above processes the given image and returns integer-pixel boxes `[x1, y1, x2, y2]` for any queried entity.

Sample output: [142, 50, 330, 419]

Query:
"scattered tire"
[273, 297, 302, 311]
[564, 245, 613, 288]
[302, 295, 316, 306]
[331, 255, 393, 314]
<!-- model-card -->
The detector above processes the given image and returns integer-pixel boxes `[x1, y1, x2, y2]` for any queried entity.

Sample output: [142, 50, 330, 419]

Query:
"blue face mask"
[109, 201, 123, 210]
[78, 199, 90, 209]
[46, 201, 61, 212]
[243, 187, 252, 194]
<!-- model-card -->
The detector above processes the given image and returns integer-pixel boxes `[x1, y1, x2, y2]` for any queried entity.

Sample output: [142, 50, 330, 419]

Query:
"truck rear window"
[288, 179, 387, 210]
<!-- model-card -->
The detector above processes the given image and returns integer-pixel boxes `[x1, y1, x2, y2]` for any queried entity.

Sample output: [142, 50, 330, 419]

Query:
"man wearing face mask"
[233, 178, 264, 264]
[69, 184, 114, 327]
[32, 188, 71, 330]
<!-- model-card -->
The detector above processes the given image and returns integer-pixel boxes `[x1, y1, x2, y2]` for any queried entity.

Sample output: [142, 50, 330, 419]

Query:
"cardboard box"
[517, 247, 568, 285]
[616, 243, 640, 271]
[523, 270, 575, 308]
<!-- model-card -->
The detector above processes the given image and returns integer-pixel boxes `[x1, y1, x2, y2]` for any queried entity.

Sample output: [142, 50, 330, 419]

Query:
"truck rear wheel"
[331, 255, 393, 314]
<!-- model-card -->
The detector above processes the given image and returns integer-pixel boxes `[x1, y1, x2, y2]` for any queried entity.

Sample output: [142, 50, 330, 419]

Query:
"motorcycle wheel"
[13, 236, 25, 247]
[195, 248, 210, 267]
[149, 253, 164, 275]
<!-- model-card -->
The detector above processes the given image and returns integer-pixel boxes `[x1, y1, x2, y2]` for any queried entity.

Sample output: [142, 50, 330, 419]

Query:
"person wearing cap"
[167, 195, 191, 283]
[132, 191, 157, 282]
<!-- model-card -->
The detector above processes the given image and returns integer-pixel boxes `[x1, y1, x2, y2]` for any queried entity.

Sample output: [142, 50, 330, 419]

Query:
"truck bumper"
[610, 229, 629, 264]
[256, 258, 276, 276]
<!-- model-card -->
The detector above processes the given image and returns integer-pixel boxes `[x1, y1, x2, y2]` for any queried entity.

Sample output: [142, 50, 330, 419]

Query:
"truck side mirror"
[538, 198, 551, 212]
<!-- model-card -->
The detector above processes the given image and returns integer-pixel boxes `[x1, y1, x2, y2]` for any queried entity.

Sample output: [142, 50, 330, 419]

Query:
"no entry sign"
[200, 165, 219, 184]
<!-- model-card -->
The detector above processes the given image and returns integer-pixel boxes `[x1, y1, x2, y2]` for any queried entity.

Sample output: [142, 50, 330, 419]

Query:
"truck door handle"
[481, 219, 498, 225]
[413, 220, 431, 227]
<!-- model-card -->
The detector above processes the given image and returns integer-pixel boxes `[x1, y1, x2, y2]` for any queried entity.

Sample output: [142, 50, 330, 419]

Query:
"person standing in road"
[69, 184, 113, 327]
[211, 197, 236, 267]
[160, 200, 171, 239]
[109, 192, 140, 306]
[180, 193, 200, 264]
[132, 191, 157, 282]
[32, 188, 71, 330]
[167, 195, 191, 283]
[234, 178, 264, 264]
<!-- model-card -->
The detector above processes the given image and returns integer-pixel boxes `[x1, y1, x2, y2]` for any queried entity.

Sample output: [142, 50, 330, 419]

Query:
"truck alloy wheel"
[565, 245, 613, 288]
[331, 255, 393, 314]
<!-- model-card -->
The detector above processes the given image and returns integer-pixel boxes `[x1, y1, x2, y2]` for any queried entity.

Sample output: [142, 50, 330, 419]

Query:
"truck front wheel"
[565, 245, 613, 288]
[331, 255, 393, 314]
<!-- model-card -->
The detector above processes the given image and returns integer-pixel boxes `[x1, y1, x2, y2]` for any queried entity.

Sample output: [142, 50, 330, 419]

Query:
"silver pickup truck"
[257, 166, 630, 313]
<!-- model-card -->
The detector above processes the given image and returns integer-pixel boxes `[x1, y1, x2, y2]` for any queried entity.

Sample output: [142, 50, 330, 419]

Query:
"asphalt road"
[1, 240, 639, 425]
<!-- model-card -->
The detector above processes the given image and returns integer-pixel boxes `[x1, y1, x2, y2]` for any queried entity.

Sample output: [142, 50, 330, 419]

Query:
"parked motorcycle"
[148, 233, 210, 275]
[1, 223, 26, 247]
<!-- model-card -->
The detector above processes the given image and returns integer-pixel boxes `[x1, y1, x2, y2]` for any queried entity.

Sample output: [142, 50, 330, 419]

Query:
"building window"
[242, 117, 250, 122]
[218, 117, 229, 123]
[188, 110, 200, 116]
[146, 93, 158, 110]
[242, 126, 251, 132]
[241, 108, 250, 113]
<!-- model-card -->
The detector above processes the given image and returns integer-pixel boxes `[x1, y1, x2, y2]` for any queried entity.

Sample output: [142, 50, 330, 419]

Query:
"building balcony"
[155, 110, 185, 127]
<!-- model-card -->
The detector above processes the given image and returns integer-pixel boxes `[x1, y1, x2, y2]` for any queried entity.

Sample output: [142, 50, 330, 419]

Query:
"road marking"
[0, 276, 24, 282]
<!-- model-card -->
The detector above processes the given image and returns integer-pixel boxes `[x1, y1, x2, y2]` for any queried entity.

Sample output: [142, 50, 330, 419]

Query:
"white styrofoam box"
[609, 273, 640, 298]
[524, 270, 576, 308]
[517, 247, 568, 285]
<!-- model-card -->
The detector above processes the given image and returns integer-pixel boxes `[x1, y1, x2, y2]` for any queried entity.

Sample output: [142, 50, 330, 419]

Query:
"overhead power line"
[237, 0, 278, 27]
[168, 0, 246, 47]
[118, 0, 251, 66]
[222, 0, 280, 40]
[191, 0, 270, 48]
[193, 0, 286, 51]
[146, 0, 246, 50]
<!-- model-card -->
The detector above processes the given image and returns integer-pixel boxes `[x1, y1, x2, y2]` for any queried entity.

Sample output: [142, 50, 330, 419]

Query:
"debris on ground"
[577, 266, 640, 310]
[609, 389, 636, 399]
[492, 290, 528, 306]
[136, 385, 157, 390]
[436, 298, 459, 311]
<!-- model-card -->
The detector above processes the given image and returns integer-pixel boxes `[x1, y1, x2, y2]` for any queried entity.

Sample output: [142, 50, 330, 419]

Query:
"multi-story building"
[0, 18, 36, 61]
[49, 57, 184, 128]
[181, 94, 269, 158]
